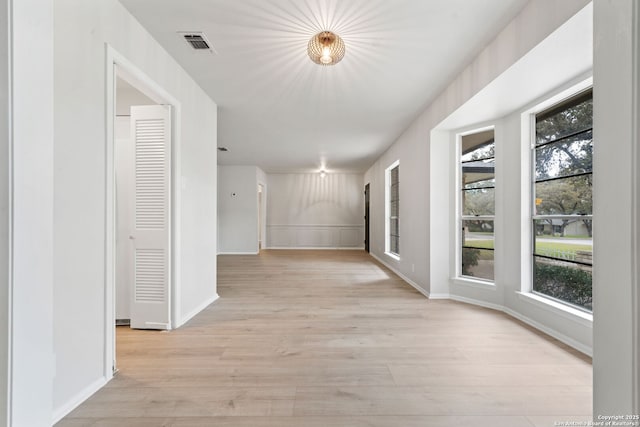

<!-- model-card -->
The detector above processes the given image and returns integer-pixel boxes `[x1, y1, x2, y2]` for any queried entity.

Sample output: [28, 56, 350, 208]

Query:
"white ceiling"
[119, 0, 528, 173]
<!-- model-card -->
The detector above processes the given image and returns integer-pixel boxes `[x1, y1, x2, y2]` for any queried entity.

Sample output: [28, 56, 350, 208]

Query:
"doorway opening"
[105, 47, 182, 378]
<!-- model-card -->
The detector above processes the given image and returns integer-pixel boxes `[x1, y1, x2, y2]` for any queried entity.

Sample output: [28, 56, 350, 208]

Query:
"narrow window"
[385, 161, 400, 258]
[460, 130, 495, 281]
[532, 89, 593, 311]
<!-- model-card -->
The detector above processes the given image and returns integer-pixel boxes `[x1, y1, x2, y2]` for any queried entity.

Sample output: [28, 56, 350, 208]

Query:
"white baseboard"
[266, 224, 364, 249]
[450, 294, 592, 356]
[52, 376, 109, 424]
[503, 306, 593, 357]
[369, 253, 431, 298]
[449, 294, 504, 311]
[266, 246, 365, 250]
[365, 254, 592, 356]
[428, 293, 451, 299]
[177, 293, 219, 327]
[218, 251, 259, 255]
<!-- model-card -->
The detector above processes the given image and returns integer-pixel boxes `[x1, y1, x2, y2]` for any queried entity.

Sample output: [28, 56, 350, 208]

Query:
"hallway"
[58, 250, 592, 426]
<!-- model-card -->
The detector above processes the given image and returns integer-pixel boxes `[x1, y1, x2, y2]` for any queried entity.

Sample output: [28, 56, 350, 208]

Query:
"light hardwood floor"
[57, 250, 592, 427]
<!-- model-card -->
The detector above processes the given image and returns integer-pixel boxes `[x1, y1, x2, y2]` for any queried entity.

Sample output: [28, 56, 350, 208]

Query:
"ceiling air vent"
[180, 32, 217, 53]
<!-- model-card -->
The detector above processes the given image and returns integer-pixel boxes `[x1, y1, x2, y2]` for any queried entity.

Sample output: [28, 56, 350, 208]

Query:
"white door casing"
[130, 105, 171, 330]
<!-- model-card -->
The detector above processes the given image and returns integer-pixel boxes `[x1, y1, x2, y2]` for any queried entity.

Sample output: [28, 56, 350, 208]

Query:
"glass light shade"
[308, 31, 345, 66]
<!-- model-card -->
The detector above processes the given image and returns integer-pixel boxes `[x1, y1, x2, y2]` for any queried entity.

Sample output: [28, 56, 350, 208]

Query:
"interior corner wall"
[592, 0, 639, 415]
[217, 165, 259, 254]
[266, 173, 364, 249]
[53, 0, 218, 420]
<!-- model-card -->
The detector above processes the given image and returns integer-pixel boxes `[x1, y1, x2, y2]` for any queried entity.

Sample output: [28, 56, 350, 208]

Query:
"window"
[532, 89, 592, 311]
[385, 161, 399, 257]
[459, 130, 495, 281]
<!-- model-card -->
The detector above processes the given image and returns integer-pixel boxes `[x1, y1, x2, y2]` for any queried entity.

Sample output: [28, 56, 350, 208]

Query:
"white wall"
[218, 165, 260, 254]
[267, 173, 364, 249]
[592, 0, 639, 414]
[0, 1, 9, 422]
[6, 0, 56, 425]
[53, 0, 218, 421]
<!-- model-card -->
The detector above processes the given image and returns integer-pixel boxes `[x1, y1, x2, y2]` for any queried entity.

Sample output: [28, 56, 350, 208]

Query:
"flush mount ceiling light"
[307, 31, 345, 66]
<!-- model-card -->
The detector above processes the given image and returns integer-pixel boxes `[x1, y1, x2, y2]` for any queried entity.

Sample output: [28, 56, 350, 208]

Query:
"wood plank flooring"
[57, 250, 592, 427]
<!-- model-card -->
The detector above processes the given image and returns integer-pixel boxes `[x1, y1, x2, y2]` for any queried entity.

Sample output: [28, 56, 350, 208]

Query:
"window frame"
[385, 160, 400, 259]
[530, 87, 593, 313]
[457, 128, 496, 283]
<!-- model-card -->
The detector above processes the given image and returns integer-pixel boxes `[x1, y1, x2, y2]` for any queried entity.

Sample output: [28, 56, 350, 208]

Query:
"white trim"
[266, 247, 364, 251]
[519, 75, 593, 294]
[503, 306, 592, 357]
[257, 179, 267, 251]
[428, 293, 451, 300]
[171, 94, 182, 329]
[455, 126, 496, 282]
[268, 224, 364, 228]
[218, 251, 259, 255]
[449, 294, 504, 312]
[520, 108, 534, 292]
[449, 294, 592, 356]
[527, 77, 593, 116]
[51, 377, 109, 425]
[372, 249, 591, 355]
[631, 0, 640, 410]
[104, 49, 116, 382]
[177, 293, 219, 328]
[105, 44, 183, 379]
[370, 253, 432, 298]
[385, 252, 400, 261]
[5, 0, 14, 423]
[452, 132, 461, 280]
[451, 277, 497, 290]
[384, 160, 400, 256]
[266, 224, 364, 249]
[516, 291, 592, 327]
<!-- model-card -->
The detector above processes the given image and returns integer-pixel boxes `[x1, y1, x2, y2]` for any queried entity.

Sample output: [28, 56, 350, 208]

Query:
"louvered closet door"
[130, 105, 172, 330]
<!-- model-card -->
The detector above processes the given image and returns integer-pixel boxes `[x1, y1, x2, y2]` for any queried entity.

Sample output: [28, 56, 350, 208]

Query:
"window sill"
[516, 291, 593, 328]
[451, 277, 496, 290]
[385, 252, 400, 261]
